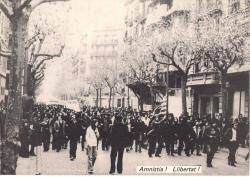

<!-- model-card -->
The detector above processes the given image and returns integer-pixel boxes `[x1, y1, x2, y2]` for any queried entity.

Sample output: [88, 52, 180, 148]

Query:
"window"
[117, 99, 121, 107]
[194, 63, 201, 73]
[230, 0, 240, 14]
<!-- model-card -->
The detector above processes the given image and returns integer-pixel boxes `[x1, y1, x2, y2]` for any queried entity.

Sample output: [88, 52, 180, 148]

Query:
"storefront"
[188, 71, 249, 119]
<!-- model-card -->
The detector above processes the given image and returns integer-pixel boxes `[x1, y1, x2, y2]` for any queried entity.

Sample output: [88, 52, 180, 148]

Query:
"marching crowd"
[16, 104, 249, 174]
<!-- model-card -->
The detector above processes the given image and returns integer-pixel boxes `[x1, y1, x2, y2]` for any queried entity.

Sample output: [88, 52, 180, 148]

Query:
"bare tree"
[122, 36, 157, 111]
[150, 26, 202, 115]
[27, 32, 64, 98]
[87, 64, 106, 108]
[201, 17, 248, 118]
[0, 0, 69, 174]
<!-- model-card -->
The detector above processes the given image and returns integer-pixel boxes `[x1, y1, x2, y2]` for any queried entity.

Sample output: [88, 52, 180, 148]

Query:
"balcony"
[207, 2, 223, 16]
[197, 1, 223, 17]
[145, 1, 192, 27]
[187, 71, 220, 86]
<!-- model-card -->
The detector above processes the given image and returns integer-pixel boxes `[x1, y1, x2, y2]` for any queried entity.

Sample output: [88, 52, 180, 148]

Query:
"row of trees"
[87, 60, 126, 109]
[0, 0, 69, 174]
[122, 14, 248, 117]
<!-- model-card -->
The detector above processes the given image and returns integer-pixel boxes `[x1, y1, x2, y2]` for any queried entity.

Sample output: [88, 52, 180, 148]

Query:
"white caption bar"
[136, 165, 202, 174]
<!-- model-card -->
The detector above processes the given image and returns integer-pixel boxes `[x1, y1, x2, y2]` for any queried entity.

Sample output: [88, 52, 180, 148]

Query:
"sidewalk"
[220, 147, 249, 158]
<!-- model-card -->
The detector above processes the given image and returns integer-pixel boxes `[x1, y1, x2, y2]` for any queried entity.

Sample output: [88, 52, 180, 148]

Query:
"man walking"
[68, 116, 80, 161]
[203, 120, 220, 167]
[109, 115, 129, 174]
[85, 120, 99, 174]
[224, 122, 239, 167]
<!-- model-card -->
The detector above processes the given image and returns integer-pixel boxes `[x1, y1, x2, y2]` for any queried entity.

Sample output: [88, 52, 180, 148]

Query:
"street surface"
[16, 143, 249, 175]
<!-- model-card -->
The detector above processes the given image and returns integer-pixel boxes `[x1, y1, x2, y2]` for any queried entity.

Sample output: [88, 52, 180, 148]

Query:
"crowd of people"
[16, 104, 249, 174]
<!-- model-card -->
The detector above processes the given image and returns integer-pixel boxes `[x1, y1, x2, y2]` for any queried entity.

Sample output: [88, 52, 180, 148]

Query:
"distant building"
[86, 27, 139, 109]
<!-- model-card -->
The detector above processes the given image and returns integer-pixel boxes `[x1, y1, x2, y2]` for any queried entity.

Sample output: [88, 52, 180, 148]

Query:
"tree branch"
[0, 44, 11, 57]
[0, 2, 12, 21]
[35, 73, 44, 82]
[152, 53, 168, 65]
[34, 45, 64, 58]
[25, 32, 43, 50]
[34, 56, 52, 72]
[30, 0, 70, 11]
[16, 0, 33, 13]
[0, 51, 11, 58]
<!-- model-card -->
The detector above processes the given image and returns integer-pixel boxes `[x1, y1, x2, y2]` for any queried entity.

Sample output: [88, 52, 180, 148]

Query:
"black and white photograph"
[0, 0, 249, 175]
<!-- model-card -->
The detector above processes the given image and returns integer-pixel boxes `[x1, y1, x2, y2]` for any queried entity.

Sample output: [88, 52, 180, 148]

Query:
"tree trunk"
[108, 88, 112, 109]
[139, 89, 144, 112]
[96, 89, 99, 107]
[149, 85, 155, 110]
[99, 88, 102, 107]
[140, 98, 144, 112]
[127, 87, 130, 108]
[181, 75, 188, 116]
[112, 89, 115, 108]
[1, 12, 27, 174]
[23, 65, 34, 122]
[220, 71, 228, 119]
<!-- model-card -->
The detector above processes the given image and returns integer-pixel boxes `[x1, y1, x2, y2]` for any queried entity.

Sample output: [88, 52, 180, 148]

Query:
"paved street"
[16, 143, 249, 175]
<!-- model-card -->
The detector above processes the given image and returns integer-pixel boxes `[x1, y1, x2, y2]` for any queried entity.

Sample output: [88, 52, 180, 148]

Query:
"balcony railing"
[187, 71, 220, 86]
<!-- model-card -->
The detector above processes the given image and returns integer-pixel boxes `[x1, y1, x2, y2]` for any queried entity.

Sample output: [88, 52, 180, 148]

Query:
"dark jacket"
[224, 127, 240, 146]
[203, 125, 220, 145]
[110, 122, 129, 148]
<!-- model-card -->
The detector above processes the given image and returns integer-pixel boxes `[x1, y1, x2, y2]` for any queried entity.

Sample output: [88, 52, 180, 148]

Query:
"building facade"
[187, 0, 250, 119]
[124, 0, 196, 116]
[125, 0, 249, 118]
[0, 10, 10, 105]
[85, 27, 139, 109]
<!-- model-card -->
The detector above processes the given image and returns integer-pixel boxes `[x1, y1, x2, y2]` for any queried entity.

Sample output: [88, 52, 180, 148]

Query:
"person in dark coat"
[41, 119, 51, 152]
[163, 119, 176, 156]
[184, 120, 197, 157]
[203, 120, 220, 167]
[177, 117, 185, 156]
[68, 116, 80, 161]
[237, 116, 248, 148]
[224, 122, 240, 167]
[109, 115, 129, 174]
[101, 114, 112, 151]
[134, 117, 145, 153]
[19, 122, 30, 158]
[147, 115, 164, 157]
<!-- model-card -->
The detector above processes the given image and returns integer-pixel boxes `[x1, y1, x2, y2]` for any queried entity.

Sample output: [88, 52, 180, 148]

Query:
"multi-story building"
[0, 10, 10, 105]
[89, 28, 122, 67]
[85, 27, 139, 109]
[125, 0, 249, 118]
[125, 0, 196, 115]
[187, 0, 250, 118]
